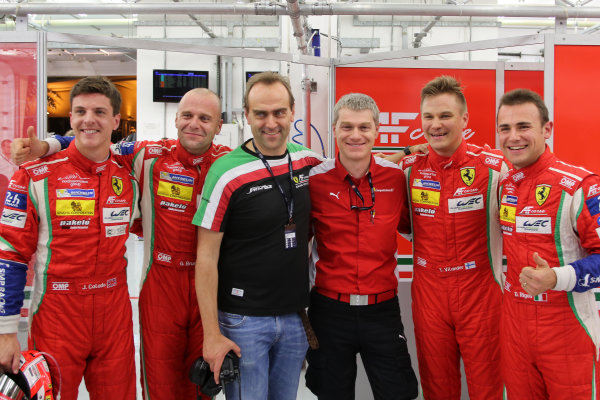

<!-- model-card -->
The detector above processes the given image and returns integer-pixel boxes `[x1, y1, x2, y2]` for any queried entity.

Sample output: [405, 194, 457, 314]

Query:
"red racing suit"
[399, 140, 506, 400]
[49, 136, 230, 399]
[499, 146, 600, 399]
[110, 139, 230, 399]
[0, 143, 140, 400]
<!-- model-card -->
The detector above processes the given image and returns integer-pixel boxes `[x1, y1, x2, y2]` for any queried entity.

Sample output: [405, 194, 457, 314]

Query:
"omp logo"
[516, 216, 552, 234]
[416, 257, 427, 267]
[448, 195, 483, 214]
[157, 252, 172, 262]
[247, 184, 272, 195]
[32, 166, 49, 176]
[512, 172, 525, 182]
[148, 147, 162, 156]
[192, 157, 204, 166]
[52, 282, 69, 291]
[559, 177, 576, 189]
[485, 157, 501, 166]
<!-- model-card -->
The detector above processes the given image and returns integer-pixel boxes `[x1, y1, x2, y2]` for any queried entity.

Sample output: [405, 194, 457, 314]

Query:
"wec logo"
[523, 220, 549, 228]
[457, 197, 481, 207]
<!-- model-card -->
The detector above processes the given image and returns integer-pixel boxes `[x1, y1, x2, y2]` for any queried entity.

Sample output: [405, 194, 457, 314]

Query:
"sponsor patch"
[159, 200, 187, 212]
[559, 176, 576, 190]
[500, 205, 516, 224]
[516, 216, 552, 234]
[102, 207, 131, 223]
[448, 195, 483, 213]
[413, 179, 441, 190]
[535, 185, 551, 206]
[4, 191, 27, 211]
[56, 188, 95, 199]
[247, 184, 272, 195]
[56, 199, 95, 216]
[157, 181, 193, 201]
[31, 165, 49, 176]
[411, 189, 440, 206]
[1, 209, 26, 228]
[105, 224, 127, 237]
[502, 194, 518, 205]
[59, 219, 90, 229]
[231, 288, 244, 297]
[113, 141, 135, 155]
[484, 156, 501, 167]
[454, 187, 479, 197]
[147, 147, 163, 156]
[520, 206, 547, 215]
[465, 261, 476, 270]
[511, 171, 524, 183]
[51, 282, 70, 291]
[588, 184, 600, 197]
[416, 257, 427, 267]
[157, 252, 172, 263]
[460, 168, 475, 186]
[159, 171, 194, 186]
[106, 195, 128, 205]
[414, 207, 435, 217]
[293, 173, 309, 188]
[192, 157, 204, 166]
[586, 195, 600, 216]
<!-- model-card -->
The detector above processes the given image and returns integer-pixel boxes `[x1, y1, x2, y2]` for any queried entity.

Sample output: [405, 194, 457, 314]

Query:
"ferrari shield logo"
[535, 185, 551, 206]
[460, 168, 475, 186]
[111, 176, 123, 196]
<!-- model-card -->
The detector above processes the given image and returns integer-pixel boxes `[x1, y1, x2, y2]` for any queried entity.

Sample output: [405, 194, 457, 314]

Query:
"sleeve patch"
[1, 209, 27, 228]
[4, 191, 27, 211]
[0, 259, 27, 316]
[585, 195, 600, 216]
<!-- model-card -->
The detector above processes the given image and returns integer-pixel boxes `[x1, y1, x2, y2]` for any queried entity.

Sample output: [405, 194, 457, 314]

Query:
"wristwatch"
[403, 146, 411, 155]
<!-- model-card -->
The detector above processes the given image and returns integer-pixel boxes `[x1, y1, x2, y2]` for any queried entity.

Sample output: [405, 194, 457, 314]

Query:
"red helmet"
[0, 350, 55, 400]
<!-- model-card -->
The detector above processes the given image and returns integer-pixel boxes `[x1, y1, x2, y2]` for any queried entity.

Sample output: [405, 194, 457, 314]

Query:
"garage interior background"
[2, 1, 600, 399]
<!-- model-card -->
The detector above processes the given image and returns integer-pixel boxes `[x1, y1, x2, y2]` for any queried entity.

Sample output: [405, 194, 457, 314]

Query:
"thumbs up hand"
[11, 126, 50, 165]
[519, 252, 557, 296]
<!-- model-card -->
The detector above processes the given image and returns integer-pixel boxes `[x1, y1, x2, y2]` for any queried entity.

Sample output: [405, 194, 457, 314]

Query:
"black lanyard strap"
[346, 172, 375, 210]
[252, 139, 295, 224]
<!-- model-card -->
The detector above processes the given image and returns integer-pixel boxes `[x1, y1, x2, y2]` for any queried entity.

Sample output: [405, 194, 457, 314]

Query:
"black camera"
[189, 351, 240, 397]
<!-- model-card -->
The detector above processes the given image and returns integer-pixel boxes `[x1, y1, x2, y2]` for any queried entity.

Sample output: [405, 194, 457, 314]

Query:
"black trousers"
[305, 290, 418, 400]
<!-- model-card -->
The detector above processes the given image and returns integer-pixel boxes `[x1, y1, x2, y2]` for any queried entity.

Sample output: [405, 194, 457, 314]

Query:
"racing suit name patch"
[1, 210, 26, 228]
[157, 181, 193, 201]
[56, 199, 95, 216]
[515, 217, 552, 234]
[105, 224, 127, 237]
[411, 189, 440, 206]
[448, 195, 483, 213]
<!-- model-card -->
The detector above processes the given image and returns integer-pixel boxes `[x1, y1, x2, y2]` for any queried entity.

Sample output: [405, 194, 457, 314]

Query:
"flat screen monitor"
[245, 71, 264, 82]
[153, 69, 209, 103]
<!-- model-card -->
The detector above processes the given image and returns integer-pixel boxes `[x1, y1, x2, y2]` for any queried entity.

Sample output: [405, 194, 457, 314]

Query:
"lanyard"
[252, 139, 295, 224]
[345, 172, 375, 210]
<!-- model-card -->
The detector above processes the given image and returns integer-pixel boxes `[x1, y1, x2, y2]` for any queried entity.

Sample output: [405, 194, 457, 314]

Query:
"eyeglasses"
[346, 173, 375, 223]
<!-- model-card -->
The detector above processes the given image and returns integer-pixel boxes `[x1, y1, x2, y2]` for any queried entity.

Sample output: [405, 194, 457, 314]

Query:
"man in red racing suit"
[0, 76, 141, 400]
[18, 88, 230, 399]
[497, 89, 600, 399]
[399, 76, 506, 399]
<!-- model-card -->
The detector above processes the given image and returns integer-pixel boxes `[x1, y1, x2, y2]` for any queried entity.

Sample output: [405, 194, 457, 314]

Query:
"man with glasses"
[305, 93, 418, 400]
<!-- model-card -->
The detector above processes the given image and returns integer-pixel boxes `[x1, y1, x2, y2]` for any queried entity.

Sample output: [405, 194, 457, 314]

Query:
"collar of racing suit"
[66, 141, 112, 175]
[427, 138, 468, 170]
[174, 140, 216, 169]
[507, 145, 556, 186]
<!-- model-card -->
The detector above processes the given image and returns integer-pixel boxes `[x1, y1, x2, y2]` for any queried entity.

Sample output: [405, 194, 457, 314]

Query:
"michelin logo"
[413, 179, 441, 190]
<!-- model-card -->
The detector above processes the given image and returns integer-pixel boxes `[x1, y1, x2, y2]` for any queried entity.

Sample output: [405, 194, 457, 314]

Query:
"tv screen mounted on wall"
[153, 69, 209, 103]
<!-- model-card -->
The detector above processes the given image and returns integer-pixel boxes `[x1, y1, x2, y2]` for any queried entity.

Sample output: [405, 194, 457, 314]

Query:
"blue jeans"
[218, 311, 308, 400]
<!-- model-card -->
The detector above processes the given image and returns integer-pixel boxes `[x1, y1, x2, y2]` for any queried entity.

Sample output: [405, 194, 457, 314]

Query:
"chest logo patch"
[158, 181, 193, 202]
[535, 185, 551, 206]
[460, 168, 475, 186]
[111, 177, 123, 196]
[411, 189, 440, 206]
[56, 200, 95, 216]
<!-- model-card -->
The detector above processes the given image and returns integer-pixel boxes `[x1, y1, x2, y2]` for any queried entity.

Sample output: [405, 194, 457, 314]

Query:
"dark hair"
[421, 75, 467, 113]
[498, 89, 549, 125]
[70, 76, 121, 116]
[243, 72, 294, 111]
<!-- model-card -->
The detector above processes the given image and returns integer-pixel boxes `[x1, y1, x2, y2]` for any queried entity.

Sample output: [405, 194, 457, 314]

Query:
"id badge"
[284, 223, 297, 250]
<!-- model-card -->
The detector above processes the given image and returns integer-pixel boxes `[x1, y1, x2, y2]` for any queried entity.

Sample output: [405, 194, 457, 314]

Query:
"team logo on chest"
[112, 177, 123, 196]
[460, 168, 475, 186]
[535, 184, 551, 206]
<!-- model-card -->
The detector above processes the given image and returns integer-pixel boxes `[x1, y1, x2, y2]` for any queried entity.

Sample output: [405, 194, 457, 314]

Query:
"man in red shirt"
[306, 93, 418, 400]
